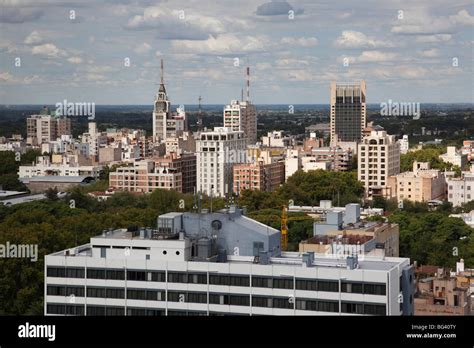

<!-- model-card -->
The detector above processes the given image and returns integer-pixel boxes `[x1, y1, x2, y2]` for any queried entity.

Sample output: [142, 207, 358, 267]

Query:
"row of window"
[46, 287, 386, 314]
[46, 267, 386, 294]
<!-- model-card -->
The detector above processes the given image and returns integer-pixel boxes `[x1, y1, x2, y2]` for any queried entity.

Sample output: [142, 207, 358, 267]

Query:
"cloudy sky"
[0, 0, 473, 105]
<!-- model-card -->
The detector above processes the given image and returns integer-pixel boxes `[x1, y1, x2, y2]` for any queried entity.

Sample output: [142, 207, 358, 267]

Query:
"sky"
[0, 0, 473, 105]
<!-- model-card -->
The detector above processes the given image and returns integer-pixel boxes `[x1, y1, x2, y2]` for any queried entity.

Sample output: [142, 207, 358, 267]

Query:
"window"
[318, 280, 338, 292]
[273, 297, 293, 309]
[106, 269, 125, 280]
[317, 300, 339, 313]
[364, 304, 386, 315]
[187, 292, 207, 304]
[127, 270, 146, 281]
[87, 287, 106, 298]
[151, 271, 166, 282]
[229, 275, 250, 287]
[252, 296, 270, 308]
[341, 302, 364, 314]
[188, 273, 207, 284]
[364, 283, 386, 295]
[296, 299, 318, 311]
[229, 295, 250, 306]
[127, 289, 146, 300]
[273, 277, 293, 289]
[341, 282, 363, 294]
[106, 306, 125, 316]
[168, 272, 187, 283]
[210, 274, 229, 286]
[296, 279, 318, 291]
[252, 276, 272, 288]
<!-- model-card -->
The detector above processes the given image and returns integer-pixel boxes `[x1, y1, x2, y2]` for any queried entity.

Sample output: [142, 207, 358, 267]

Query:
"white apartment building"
[285, 148, 301, 180]
[358, 131, 400, 197]
[44, 209, 415, 316]
[19, 155, 102, 178]
[440, 146, 468, 169]
[81, 122, 107, 158]
[223, 100, 257, 144]
[196, 127, 247, 197]
[399, 135, 409, 154]
[446, 171, 474, 207]
[261, 131, 291, 148]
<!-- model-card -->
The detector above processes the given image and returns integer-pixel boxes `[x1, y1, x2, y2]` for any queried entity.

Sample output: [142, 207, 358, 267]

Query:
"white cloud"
[31, 43, 67, 58]
[281, 36, 318, 47]
[334, 30, 393, 48]
[67, 56, 83, 64]
[24, 30, 43, 45]
[357, 51, 398, 62]
[415, 34, 452, 43]
[125, 7, 226, 40]
[172, 34, 271, 55]
[449, 9, 474, 26]
[418, 48, 440, 58]
[134, 42, 151, 54]
[392, 9, 473, 35]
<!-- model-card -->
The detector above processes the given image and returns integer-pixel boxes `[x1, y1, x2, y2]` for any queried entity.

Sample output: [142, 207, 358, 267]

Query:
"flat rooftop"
[49, 229, 406, 272]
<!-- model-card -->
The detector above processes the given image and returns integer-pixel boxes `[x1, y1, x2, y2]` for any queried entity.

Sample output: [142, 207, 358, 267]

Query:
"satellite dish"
[211, 220, 222, 230]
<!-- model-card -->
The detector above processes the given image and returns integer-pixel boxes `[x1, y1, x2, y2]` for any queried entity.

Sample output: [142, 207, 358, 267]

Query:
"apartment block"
[387, 161, 446, 202]
[196, 127, 247, 197]
[233, 161, 285, 194]
[45, 208, 415, 316]
[415, 268, 471, 316]
[154, 153, 196, 194]
[109, 160, 182, 193]
[440, 146, 468, 169]
[26, 115, 71, 145]
[446, 171, 474, 207]
[358, 131, 400, 198]
[223, 100, 257, 143]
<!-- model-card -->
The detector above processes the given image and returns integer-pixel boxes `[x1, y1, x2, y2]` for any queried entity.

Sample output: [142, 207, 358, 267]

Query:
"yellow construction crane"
[248, 207, 315, 251]
[281, 206, 288, 251]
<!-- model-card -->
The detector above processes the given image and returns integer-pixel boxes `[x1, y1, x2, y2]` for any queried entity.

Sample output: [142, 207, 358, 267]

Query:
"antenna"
[198, 95, 203, 131]
[160, 58, 164, 84]
[241, 88, 244, 102]
[246, 58, 250, 102]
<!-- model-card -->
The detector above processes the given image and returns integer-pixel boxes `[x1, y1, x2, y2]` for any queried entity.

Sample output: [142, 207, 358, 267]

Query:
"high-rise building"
[196, 127, 246, 197]
[152, 60, 187, 141]
[223, 100, 257, 144]
[44, 209, 415, 316]
[223, 65, 257, 143]
[358, 130, 400, 197]
[233, 161, 285, 194]
[26, 115, 71, 145]
[330, 81, 366, 144]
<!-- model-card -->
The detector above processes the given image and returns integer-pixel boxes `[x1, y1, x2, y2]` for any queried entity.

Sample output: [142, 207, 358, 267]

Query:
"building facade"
[446, 171, 474, 207]
[233, 161, 285, 194]
[330, 81, 366, 144]
[45, 209, 415, 316]
[27, 115, 71, 145]
[358, 130, 400, 197]
[387, 161, 446, 202]
[223, 100, 257, 144]
[109, 160, 182, 193]
[196, 127, 247, 197]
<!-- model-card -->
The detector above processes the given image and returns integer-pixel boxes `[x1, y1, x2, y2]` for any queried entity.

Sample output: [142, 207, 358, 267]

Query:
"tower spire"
[160, 58, 164, 85]
[246, 58, 250, 102]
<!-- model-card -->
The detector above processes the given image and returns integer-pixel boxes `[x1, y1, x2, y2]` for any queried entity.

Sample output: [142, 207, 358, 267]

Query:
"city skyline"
[0, 0, 473, 105]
